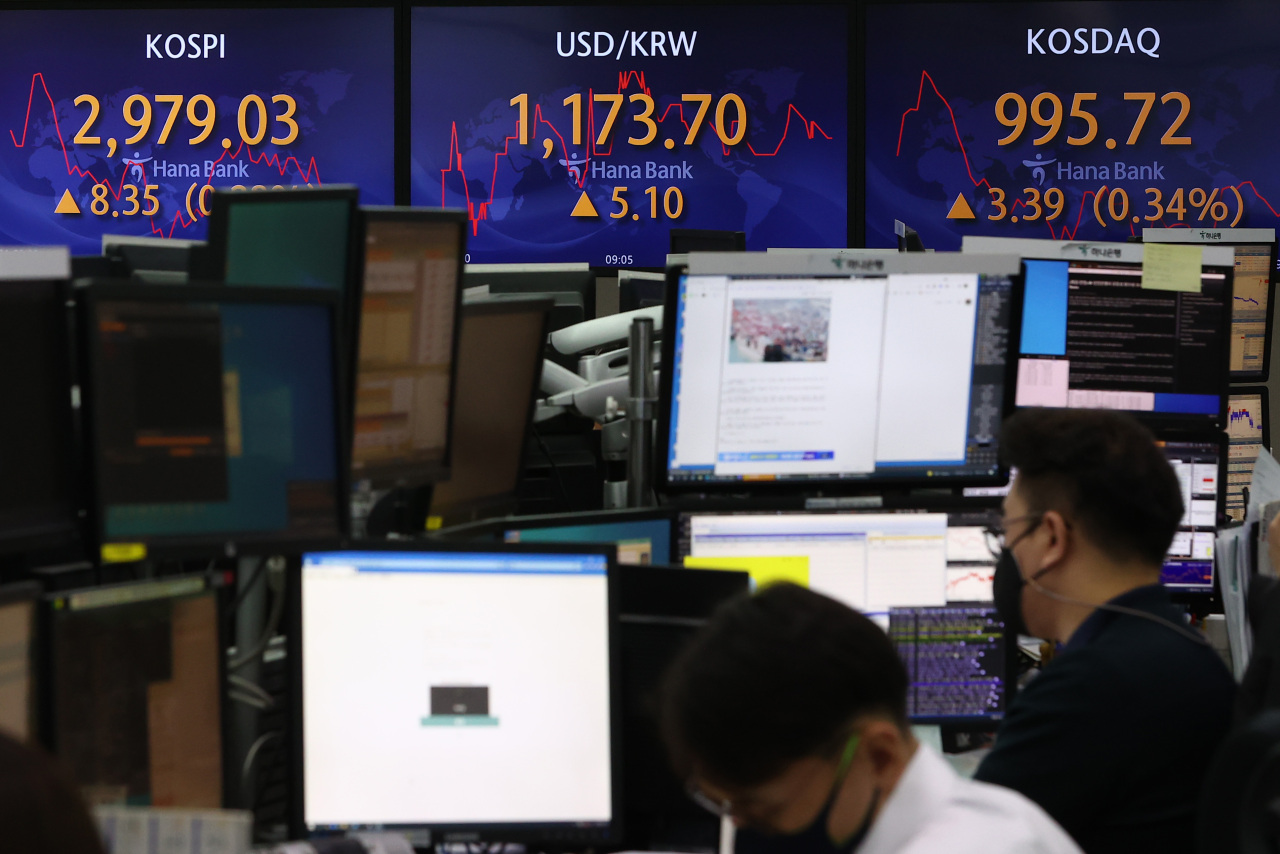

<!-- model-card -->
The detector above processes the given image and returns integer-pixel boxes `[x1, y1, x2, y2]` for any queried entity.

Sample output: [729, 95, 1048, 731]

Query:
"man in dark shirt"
[974, 409, 1236, 854]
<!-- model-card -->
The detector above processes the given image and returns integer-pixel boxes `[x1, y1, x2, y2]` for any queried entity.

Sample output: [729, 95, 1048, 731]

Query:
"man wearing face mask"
[974, 408, 1236, 854]
[660, 582, 1082, 854]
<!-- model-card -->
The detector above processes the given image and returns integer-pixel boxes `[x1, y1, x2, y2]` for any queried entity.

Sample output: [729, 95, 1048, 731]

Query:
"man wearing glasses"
[974, 408, 1236, 853]
[660, 582, 1081, 854]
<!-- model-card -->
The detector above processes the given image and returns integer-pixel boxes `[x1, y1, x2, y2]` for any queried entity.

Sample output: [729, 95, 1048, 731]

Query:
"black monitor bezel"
[426, 297, 554, 527]
[0, 278, 85, 557]
[349, 206, 469, 491]
[656, 260, 1024, 496]
[432, 507, 678, 564]
[204, 184, 362, 292]
[36, 572, 232, 807]
[78, 280, 350, 560]
[288, 540, 623, 846]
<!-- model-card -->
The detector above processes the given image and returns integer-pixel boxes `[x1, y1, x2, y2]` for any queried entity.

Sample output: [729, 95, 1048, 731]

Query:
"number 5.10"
[608, 186, 685, 220]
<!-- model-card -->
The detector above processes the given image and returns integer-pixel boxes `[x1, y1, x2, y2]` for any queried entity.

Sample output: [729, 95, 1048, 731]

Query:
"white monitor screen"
[301, 549, 613, 834]
[665, 268, 1016, 487]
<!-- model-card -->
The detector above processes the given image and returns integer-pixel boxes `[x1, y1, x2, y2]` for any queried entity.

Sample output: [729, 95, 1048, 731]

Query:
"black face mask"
[992, 516, 1047, 637]
[733, 787, 881, 854]
[993, 547, 1030, 637]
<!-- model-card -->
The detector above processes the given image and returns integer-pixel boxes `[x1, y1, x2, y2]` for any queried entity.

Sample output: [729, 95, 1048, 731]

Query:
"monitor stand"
[365, 485, 434, 538]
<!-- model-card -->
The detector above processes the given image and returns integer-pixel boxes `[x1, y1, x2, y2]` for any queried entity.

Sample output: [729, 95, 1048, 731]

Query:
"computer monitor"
[660, 251, 1023, 492]
[895, 220, 927, 252]
[676, 507, 1002, 618]
[1160, 439, 1224, 594]
[205, 186, 359, 291]
[1143, 229, 1277, 382]
[44, 574, 226, 807]
[501, 510, 674, 565]
[294, 543, 619, 844]
[0, 280, 80, 555]
[1227, 389, 1268, 522]
[889, 604, 1014, 725]
[428, 299, 551, 525]
[464, 263, 596, 322]
[614, 564, 748, 852]
[617, 270, 667, 313]
[964, 236, 1234, 428]
[81, 283, 346, 557]
[351, 208, 467, 489]
[0, 582, 39, 742]
[669, 229, 746, 255]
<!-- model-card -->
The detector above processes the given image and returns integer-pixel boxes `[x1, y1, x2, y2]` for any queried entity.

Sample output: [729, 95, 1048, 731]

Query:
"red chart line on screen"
[439, 70, 835, 236]
[894, 69, 1280, 239]
[9, 73, 327, 238]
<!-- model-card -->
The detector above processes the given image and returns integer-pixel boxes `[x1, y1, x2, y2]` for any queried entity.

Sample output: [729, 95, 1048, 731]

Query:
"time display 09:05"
[71, 92, 301, 158]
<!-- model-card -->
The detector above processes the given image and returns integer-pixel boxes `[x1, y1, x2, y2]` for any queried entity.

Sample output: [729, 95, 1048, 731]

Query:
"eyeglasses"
[983, 513, 1044, 555]
[685, 733, 862, 821]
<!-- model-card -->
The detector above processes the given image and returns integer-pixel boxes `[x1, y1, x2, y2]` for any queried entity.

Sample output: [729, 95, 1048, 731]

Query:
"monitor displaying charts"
[1144, 228, 1276, 382]
[1160, 439, 1223, 593]
[1227, 390, 1268, 522]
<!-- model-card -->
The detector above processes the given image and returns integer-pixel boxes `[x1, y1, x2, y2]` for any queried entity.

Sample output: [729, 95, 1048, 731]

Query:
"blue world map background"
[865, 1, 1280, 250]
[0, 8, 394, 253]
[412, 6, 848, 266]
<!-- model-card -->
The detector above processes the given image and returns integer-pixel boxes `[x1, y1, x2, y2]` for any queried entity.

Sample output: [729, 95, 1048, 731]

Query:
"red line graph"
[9, 72, 324, 238]
[440, 70, 834, 235]
[895, 70, 1280, 239]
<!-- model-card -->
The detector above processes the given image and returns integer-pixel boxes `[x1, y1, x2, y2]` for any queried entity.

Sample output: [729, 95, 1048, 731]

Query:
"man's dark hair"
[0, 731, 106, 854]
[659, 583, 908, 790]
[1001, 408, 1184, 567]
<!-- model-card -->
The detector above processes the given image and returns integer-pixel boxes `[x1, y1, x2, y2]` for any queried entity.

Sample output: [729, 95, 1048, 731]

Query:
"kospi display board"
[864, 1, 1280, 249]
[411, 5, 849, 266]
[0, 7, 395, 253]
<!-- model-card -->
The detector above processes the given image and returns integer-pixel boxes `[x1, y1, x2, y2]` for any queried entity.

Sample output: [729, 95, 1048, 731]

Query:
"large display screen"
[411, 5, 848, 266]
[0, 7, 394, 254]
[865, 1, 1280, 249]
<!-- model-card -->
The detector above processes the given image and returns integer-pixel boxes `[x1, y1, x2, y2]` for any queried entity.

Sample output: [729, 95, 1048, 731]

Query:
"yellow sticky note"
[684, 555, 810, 589]
[101, 543, 147, 564]
[1142, 243, 1203, 293]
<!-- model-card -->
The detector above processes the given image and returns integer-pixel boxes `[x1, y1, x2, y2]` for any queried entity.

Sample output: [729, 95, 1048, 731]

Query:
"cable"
[229, 674, 275, 708]
[530, 423, 570, 504]
[240, 730, 282, 807]
[1026, 576, 1214, 647]
[228, 690, 270, 710]
[225, 556, 268, 634]
[230, 558, 286, 671]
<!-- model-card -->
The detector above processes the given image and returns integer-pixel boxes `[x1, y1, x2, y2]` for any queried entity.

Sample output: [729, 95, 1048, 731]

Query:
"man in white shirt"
[660, 583, 1079, 854]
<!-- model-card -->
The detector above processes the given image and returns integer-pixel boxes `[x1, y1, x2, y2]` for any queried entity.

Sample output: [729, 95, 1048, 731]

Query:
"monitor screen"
[504, 515, 673, 565]
[87, 286, 343, 553]
[968, 238, 1233, 426]
[1160, 440, 1221, 593]
[209, 187, 358, 290]
[1144, 229, 1277, 381]
[47, 575, 223, 807]
[410, 5, 848, 266]
[352, 210, 467, 488]
[0, 280, 78, 553]
[299, 546, 616, 841]
[864, 1, 1280, 250]
[677, 508, 1001, 619]
[429, 300, 549, 521]
[890, 604, 1011, 724]
[1227, 390, 1266, 522]
[0, 7, 394, 254]
[662, 253, 1021, 489]
[0, 584, 38, 742]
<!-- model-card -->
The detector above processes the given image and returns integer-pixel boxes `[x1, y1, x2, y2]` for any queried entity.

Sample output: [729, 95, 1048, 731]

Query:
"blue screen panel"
[0, 7, 394, 253]
[410, 5, 848, 266]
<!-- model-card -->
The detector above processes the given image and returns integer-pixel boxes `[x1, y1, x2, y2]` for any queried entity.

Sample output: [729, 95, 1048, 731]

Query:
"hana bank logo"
[1022, 152, 1057, 186]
